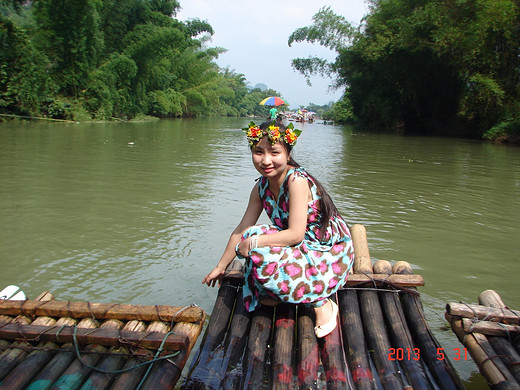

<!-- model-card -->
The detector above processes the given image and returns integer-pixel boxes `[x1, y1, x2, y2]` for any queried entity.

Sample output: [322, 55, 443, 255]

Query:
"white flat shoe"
[314, 299, 339, 338]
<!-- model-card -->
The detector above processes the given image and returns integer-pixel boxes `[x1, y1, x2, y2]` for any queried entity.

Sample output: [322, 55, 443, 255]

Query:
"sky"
[176, 0, 369, 109]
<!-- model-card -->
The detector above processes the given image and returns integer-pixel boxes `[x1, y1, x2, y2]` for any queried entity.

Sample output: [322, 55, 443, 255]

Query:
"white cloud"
[177, 0, 368, 107]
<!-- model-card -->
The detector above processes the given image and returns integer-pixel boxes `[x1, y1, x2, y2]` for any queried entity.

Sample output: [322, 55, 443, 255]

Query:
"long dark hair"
[255, 121, 340, 240]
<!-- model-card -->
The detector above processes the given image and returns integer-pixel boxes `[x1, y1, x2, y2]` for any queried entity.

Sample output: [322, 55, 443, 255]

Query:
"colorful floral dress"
[237, 167, 354, 312]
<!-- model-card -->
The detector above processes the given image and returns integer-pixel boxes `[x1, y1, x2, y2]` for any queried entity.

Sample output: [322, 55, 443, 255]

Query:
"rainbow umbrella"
[259, 96, 286, 106]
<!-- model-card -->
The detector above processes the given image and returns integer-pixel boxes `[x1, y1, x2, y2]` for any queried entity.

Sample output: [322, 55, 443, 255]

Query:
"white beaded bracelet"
[249, 235, 258, 252]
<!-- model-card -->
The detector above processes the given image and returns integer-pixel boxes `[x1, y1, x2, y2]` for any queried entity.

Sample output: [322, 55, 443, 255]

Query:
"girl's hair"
[255, 121, 340, 240]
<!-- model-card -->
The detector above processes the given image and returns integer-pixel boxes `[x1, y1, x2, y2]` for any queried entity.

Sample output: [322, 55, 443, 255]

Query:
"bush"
[483, 121, 520, 143]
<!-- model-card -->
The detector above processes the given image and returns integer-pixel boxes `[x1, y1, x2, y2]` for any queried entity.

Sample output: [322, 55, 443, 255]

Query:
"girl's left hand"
[237, 237, 251, 257]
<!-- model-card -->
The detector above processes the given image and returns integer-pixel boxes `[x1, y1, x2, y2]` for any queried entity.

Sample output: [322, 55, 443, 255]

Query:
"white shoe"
[314, 299, 339, 338]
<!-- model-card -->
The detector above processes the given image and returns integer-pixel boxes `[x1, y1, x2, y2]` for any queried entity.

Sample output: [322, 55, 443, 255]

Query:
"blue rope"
[70, 325, 181, 382]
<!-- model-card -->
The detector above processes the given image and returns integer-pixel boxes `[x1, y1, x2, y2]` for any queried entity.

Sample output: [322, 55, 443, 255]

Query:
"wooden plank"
[461, 318, 520, 336]
[0, 300, 204, 323]
[446, 302, 520, 325]
[344, 273, 424, 286]
[0, 323, 189, 351]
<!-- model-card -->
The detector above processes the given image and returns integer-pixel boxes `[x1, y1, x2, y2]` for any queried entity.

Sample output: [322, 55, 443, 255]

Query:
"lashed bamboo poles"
[351, 225, 403, 389]
[373, 260, 431, 389]
[478, 290, 520, 384]
[0, 291, 58, 384]
[49, 319, 124, 389]
[110, 320, 170, 390]
[395, 261, 465, 390]
[446, 290, 520, 389]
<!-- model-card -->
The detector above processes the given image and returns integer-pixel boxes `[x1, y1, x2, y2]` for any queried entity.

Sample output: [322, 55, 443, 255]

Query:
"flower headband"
[242, 121, 302, 147]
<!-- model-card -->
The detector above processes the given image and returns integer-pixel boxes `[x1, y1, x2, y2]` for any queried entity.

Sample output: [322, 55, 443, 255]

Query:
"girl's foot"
[314, 299, 339, 338]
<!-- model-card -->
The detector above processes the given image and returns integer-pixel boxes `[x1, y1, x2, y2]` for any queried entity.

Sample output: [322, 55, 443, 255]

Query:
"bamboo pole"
[350, 224, 372, 274]
[374, 260, 431, 389]
[139, 316, 206, 390]
[25, 318, 99, 390]
[446, 314, 520, 390]
[271, 304, 296, 389]
[318, 297, 352, 390]
[478, 290, 520, 384]
[0, 316, 77, 390]
[220, 295, 252, 389]
[241, 304, 274, 389]
[49, 319, 124, 390]
[338, 289, 374, 390]
[446, 302, 520, 325]
[0, 290, 55, 382]
[77, 320, 145, 390]
[182, 278, 240, 389]
[296, 305, 319, 390]
[110, 320, 169, 390]
[359, 288, 403, 389]
[0, 300, 204, 323]
[394, 261, 465, 390]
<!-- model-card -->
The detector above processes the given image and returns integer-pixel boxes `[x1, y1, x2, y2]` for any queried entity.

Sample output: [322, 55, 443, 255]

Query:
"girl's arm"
[202, 184, 263, 287]
[236, 174, 309, 256]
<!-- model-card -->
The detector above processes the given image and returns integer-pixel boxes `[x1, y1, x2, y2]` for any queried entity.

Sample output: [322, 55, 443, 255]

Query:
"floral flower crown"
[242, 121, 302, 147]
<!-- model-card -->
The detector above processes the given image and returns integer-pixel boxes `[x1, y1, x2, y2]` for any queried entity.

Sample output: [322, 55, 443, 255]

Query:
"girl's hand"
[237, 237, 252, 257]
[202, 266, 226, 288]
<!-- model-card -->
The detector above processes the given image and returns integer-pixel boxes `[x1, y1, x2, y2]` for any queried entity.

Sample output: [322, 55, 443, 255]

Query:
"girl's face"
[251, 136, 290, 179]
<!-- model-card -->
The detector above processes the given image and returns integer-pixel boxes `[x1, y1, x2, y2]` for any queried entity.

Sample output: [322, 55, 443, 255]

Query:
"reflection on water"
[1, 118, 518, 387]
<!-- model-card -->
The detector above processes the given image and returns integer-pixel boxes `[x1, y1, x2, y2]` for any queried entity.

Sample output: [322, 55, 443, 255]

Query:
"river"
[1, 117, 519, 387]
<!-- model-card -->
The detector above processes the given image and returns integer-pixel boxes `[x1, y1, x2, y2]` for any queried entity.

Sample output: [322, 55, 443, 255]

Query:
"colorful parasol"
[259, 96, 286, 106]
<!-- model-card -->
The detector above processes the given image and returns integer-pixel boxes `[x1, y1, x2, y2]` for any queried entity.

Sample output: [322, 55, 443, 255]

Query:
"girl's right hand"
[202, 266, 226, 288]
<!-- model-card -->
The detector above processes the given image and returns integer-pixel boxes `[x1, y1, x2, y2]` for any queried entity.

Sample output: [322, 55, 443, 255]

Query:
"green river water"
[1, 117, 519, 387]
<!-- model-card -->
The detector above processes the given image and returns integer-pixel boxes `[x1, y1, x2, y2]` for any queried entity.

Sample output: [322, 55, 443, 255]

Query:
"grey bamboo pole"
[394, 261, 465, 390]
[297, 305, 319, 390]
[373, 260, 431, 389]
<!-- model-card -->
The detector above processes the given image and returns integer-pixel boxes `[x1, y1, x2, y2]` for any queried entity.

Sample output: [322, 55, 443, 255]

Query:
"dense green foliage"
[0, 0, 280, 120]
[290, 2, 520, 140]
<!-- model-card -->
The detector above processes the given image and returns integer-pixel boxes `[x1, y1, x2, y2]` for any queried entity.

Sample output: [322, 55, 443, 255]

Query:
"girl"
[203, 121, 354, 338]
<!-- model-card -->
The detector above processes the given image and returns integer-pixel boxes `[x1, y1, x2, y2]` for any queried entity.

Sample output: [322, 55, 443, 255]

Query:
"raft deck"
[0, 291, 205, 390]
[446, 290, 520, 389]
[183, 224, 466, 389]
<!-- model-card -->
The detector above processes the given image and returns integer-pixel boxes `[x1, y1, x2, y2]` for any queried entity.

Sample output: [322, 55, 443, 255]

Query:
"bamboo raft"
[182, 224, 466, 389]
[0, 291, 205, 390]
[446, 290, 520, 390]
